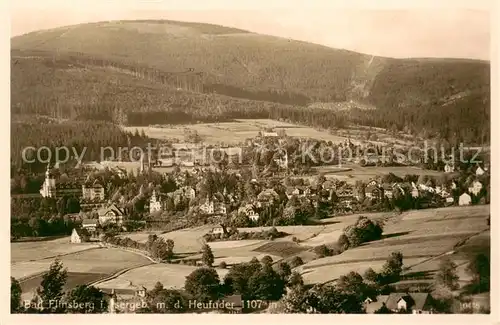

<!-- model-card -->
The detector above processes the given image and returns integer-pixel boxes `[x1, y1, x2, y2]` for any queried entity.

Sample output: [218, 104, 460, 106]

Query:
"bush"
[289, 256, 304, 268]
[314, 244, 331, 258]
[219, 261, 227, 269]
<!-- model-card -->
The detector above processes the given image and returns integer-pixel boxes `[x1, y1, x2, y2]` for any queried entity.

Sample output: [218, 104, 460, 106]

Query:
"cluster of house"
[70, 204, 126, 243]
[364, 292, 434, 314]
[98, 286, 243, 314]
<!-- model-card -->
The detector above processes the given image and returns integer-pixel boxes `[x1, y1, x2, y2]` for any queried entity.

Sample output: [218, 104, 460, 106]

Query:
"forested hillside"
[11, 19, 490, 146]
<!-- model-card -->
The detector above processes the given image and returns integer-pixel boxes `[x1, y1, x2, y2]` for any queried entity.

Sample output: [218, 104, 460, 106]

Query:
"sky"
[10, 0, 494, 60]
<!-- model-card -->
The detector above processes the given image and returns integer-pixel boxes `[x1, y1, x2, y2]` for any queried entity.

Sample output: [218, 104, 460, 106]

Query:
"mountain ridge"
[11, 19, 490, 144]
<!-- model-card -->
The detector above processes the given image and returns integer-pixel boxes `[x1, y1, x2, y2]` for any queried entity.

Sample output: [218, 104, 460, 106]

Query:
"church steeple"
[45, 163, 52, 179]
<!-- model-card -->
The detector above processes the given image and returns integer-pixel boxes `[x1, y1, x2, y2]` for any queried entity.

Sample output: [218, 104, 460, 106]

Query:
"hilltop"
[11, 19, 490, 144]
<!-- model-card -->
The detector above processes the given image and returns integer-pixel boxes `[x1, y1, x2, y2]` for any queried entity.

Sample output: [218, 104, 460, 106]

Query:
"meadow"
[11, 237, 100, 263]
[95, 263, 230, 291]
[123, 119, 350, 145]
[315, 163, 450, 185]
[297, 205, 489, 285]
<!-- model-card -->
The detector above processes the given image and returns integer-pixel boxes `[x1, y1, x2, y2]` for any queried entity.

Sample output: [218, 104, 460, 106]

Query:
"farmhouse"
[386, 293, 434, 314]
[459, 193, 472, 206]
[98, 204, 125, 226]
[365, 293, 434, 314]
[70, 228, 82, 243]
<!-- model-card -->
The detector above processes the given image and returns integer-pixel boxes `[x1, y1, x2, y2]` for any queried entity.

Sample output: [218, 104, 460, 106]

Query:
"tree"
[276, 261, 292, 281]
[184, 267, 221, 302]
[337, 234, 350, 251]
[336, 271, 371, 301]
[380, 252, 403, 284]
[288, 271, 305, 288]
[141, 283, 187, 313]
[261, 255, 274, 267]
[466, 253, 490, 293]
[290, 256, 304, 268]
[201, 244, 214, 267]
[165, 239, 175, 260]
[248, 265, 285, 301]
[312, 285, 365, 313]
[35, 259, 68, 313]
[435, 257, 459, 290]
[66, 285, 108, 313]
[65, 197, 81, 214]
[282, 286, 312, 313]
[314, 244, 332, 258]
[363, 268, 379, 283]
[11, 277, 22, 313]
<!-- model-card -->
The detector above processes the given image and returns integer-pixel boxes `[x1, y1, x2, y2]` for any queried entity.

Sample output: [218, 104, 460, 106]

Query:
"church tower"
[40, 164, 56, 198]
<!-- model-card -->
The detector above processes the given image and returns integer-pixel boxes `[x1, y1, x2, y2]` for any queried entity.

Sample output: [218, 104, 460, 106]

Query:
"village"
[11, 129, 491, 315]
[28, 130, 490, 245]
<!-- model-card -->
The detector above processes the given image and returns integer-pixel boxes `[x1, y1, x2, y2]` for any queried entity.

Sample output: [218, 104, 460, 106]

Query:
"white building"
[459, 193, 472, 206]
[70, 228, 82, 243]
[468, 181, 483, 196]
[149, 190, 162, 214]
[82, 180, 105, 201]
[476, 166, 485, 176]
[39, 165, 57, 198]
[249, 213, 260, 222]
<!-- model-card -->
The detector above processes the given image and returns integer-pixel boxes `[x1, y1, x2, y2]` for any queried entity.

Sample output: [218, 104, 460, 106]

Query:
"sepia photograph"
[6, 0, 497, 322]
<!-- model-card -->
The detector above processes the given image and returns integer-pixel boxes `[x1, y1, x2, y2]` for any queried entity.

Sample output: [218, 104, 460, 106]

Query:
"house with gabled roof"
[70, 228, 82, 243]
[384, 292, 434, 314]
[365, 185, 381, 200]
[459, 193, 472, 206]
[98, 204, 125, 226]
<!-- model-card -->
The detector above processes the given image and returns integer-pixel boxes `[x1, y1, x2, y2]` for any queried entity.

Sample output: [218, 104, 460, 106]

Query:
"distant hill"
[11, 19, 490, 144]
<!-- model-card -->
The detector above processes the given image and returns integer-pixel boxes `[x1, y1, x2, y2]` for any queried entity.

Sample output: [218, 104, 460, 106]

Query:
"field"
[123, 119, 351, 145]
[314, 163, 450, 185]
[95, 264, 230, 291]
[13, 244, 153, 301]
[297, 205, 490, 285]
[12, 204, 489, 295]
[12, 247, 152, 282]
[20, 271, 109, 301]
[120, 225, 213, 254]
[11, 237, 100, 263]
